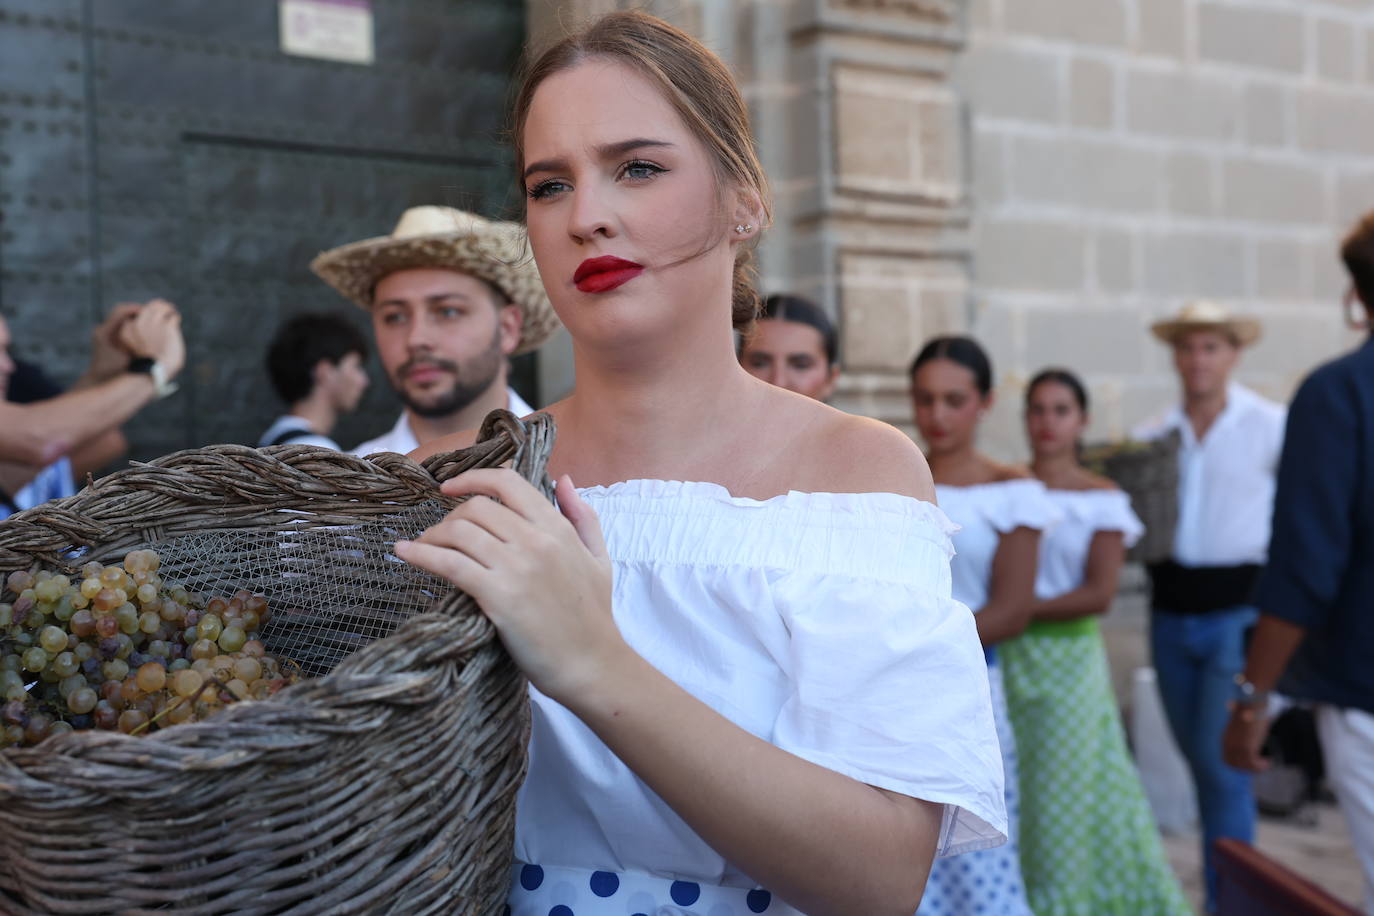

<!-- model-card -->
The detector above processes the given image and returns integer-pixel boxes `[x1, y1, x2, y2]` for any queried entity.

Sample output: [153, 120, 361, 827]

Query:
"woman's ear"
[729, 189, 765, 241]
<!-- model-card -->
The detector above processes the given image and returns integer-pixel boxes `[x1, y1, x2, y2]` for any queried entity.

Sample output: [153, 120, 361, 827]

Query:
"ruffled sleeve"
[979, 478, 1063, 534]
[1091, 489, 1144, 548]
[767, 504, 1009, 858]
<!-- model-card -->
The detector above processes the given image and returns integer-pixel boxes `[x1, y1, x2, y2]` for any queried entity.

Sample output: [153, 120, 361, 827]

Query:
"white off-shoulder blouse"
[512, 480, 1008, 902]
[1036, 489, 1145, 600]
[935, 479, 1063, 616]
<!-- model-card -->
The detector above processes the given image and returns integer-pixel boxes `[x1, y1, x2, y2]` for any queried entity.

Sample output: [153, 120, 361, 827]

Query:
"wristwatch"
[1232, 673, 1271, 708]
[127, 357, 178, 399]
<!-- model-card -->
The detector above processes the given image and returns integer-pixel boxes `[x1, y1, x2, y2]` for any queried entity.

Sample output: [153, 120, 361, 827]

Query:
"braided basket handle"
[420, 409, 558, 501]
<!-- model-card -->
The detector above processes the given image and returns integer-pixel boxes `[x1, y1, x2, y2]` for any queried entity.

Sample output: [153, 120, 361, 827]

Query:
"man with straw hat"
[1132, 300, 1286, 912]
[311, 205, 560, 456]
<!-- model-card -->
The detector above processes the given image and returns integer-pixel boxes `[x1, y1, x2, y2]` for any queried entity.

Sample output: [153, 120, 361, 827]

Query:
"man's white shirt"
[350, 388, 535, 457]
[1131, 382, 1286, 567]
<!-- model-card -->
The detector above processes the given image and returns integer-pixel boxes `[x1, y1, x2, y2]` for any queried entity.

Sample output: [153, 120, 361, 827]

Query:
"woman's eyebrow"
[523, 138, 675, 181]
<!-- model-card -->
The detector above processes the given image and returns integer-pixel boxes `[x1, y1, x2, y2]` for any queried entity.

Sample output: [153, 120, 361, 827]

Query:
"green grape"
[102, 659, 129, 683]
[168, 658, 190, 672]
[79, 561, 101, 580]
[53, 595, 76, 622]
[114, 634, 134, 659]
[171, 669, 204, 698]
[218, 627, 247, 653]
[196, 614, 223, 642]
[73, 642, 93, 661]
[22, 647, 49, 672]
[66, 686, 97, 715]
[38, 625, 68, 655]
[58, 674, 85, 698]
[0, 653, 19, 672]
[6, 570, 34, 593]
[33, 579, 62, 603]
[232, 657, 262, 683]
[138, 612, 160, 634]
[47, 721, 74, 737]
[52, 651, 78, 678]
[0, 604, 11, 627]
[115, 605, 139, 635]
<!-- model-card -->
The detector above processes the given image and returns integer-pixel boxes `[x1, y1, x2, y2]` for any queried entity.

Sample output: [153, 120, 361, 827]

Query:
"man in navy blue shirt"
[1225, 210, 1374, 914]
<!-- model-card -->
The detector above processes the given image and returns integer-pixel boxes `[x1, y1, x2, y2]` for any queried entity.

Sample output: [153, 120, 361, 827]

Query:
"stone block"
[972, 297, 1023, 373]
[1024, 306, 1148, 375]
[1367, 28, 1374, 84]
[1007, 135, 1161, 213]
[953, 42, 1060, 123]
[1220, 157, 1327, 225]
[1095, 228, 1136, 293]
[1248, 311, 1352, 382]
[833, 64, 962, 202]
[1296, 86, 1374, 155]
[1252, 238, 1311, 301]
[1198, 3, 1304, 73]
[1243, 82, 1290, 148]
[1316, 18, 1358, 83]
[1004, 0, 1128, 47]
[839, 253, 968, 371]
[1069, 56, 1115, 129]
[1142, 231, 1248, 298]
[1127, 68, 1243, 142]
[969, 0, 997, 32]
[1335, 169, 1374, 226]
[1136, 0, 1187, 59]
[1165, 151, 1218, 218]
[976, 218, 1089, 292]
[973, 131, 1007, 207]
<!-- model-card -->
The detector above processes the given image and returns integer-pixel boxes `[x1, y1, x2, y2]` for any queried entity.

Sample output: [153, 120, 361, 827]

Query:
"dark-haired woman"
[739, 294, 840, 401]
[1000, 369, 1190, 916]
[910, 336, 1058, 916]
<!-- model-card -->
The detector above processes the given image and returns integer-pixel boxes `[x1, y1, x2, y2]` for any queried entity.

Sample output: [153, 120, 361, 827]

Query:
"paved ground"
[1161, 803, 1363, 913]
[1099, 567, 1365, 913]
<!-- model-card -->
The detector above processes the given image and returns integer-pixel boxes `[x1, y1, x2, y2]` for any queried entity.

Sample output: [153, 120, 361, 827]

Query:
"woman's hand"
[394, 470, 622, 702]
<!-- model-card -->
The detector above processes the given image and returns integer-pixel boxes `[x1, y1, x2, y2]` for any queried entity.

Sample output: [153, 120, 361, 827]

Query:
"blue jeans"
[1151, 605, 1258, 912]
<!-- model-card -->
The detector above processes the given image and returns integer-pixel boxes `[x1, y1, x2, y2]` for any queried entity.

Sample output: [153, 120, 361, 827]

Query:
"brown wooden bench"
[1216, 838, 1363, 916]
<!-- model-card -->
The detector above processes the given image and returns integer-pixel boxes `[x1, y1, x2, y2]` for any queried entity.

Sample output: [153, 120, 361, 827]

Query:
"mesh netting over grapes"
[118, 500, 453, 678]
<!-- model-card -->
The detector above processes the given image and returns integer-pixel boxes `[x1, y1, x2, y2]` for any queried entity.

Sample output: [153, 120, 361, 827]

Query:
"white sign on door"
[279, 0, 375, 66]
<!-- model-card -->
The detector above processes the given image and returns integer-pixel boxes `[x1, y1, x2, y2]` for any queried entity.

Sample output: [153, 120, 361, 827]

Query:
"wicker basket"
[1082, 429, 1181, 566]
[0, 409, 554, 915]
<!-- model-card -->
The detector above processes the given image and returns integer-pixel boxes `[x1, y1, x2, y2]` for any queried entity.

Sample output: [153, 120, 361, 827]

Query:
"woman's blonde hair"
[512, 10, 773, 329]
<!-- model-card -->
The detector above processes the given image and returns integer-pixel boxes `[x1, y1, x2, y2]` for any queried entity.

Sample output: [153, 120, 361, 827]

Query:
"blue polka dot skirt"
[506, 864, 780, 915]
[917, 663, 1034, 916]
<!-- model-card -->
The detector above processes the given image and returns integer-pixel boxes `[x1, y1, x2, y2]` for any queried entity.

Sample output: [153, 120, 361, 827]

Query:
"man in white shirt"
[257, 312, 371, 450]
[310, 206, 559, 457]
[1132, 300, 1286, 913]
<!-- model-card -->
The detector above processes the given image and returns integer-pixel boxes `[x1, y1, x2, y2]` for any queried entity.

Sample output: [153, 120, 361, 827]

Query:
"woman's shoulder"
[798, 405, 935, 502]
[1043, 468, 1119, 493]
[989, 462, 1033, 483]
[407, 429, 479, 464]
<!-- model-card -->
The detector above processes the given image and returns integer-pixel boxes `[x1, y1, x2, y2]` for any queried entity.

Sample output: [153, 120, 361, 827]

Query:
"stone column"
[780, 0, 972, 432]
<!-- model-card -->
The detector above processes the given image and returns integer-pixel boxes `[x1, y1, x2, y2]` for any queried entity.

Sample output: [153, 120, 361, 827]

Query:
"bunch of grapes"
[0, 550, 299, 748]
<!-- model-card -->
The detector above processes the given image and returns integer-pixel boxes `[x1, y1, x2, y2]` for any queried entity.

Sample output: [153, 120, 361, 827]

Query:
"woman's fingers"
[414, 516, 507, 569]
[446, 492, 524, 543]
[556, 475, 609, 561]
[393, 537, 489, 594]
[440, 468, 552, 522]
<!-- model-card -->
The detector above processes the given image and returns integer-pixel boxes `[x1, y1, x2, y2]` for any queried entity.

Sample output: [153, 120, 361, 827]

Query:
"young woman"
[909, 336, 1058, 916]
[738, 294, 840, 401]
[399, 13, 1005, 915]
[1000, 369, 1191, 916]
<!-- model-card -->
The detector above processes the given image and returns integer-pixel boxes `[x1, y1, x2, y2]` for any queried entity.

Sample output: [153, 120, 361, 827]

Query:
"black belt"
[1148, 560, 1262, 613]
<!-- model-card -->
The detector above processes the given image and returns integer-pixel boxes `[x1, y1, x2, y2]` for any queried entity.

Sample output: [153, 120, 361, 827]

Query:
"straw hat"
[310, 206, 560, 356]
[1149, 300, 1261, 347]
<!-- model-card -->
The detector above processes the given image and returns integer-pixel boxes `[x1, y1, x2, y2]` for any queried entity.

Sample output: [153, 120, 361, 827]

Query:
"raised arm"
[1030, 530, 1126, 622]
[0, 301, 182, 466]
[974, 526, 1040, 646]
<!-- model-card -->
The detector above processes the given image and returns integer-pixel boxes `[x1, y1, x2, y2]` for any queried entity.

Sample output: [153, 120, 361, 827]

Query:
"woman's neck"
[1030, 450, 1080, 487]
[555, 322, 762, 486]
[925, 443, 987, 485]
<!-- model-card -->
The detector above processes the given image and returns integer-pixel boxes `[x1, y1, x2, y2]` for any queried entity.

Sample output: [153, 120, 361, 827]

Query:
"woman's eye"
[527, 179, 569, 201]
[620, 160, 666, 182]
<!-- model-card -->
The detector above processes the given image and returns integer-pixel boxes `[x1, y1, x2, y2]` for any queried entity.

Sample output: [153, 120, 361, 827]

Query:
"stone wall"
[958, 0, 1374, 457]
[526, 0, 1374, 457]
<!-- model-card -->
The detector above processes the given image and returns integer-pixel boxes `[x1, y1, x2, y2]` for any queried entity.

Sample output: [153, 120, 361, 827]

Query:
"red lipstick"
[574, 256, 644, 293]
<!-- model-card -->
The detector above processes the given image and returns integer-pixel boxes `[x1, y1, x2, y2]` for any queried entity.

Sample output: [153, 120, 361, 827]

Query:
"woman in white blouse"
[999, 369, 1190, 915]
[400, 12, 1005, 915]
[909, 336, 1056, 916]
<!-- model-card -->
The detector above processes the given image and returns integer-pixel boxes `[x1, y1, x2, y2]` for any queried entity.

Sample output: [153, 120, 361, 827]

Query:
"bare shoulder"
[1081, 469, 1119, 491]
[806, 408, 935, 502]
[990, 462, 1033, 483]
